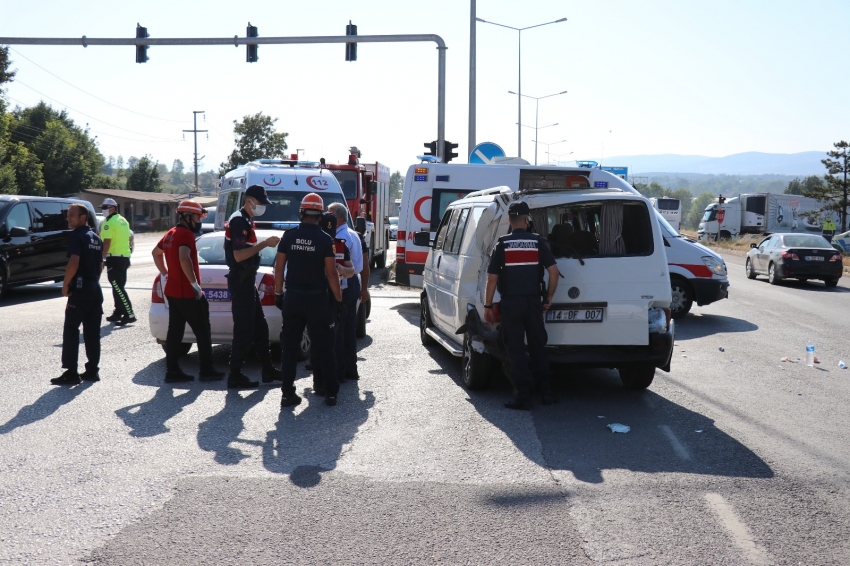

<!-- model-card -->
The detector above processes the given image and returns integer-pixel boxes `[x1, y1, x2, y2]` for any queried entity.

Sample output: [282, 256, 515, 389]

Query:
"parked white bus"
[649, 197, 681, 231]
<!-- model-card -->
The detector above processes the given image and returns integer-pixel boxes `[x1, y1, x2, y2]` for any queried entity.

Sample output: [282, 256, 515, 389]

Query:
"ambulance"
[397, 161, 728, 318]
[215, 159, 351, 231]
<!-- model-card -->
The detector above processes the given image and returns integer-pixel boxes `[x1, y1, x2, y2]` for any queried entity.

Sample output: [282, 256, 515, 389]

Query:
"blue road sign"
[601, 166, 628, 180]
[469, 142, 506, 164]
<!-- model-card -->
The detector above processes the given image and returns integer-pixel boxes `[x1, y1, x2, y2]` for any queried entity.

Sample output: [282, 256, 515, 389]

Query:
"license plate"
[204, 289, 231, 301]
[805, 256, 824, 261]
[546, 308, 604, 323]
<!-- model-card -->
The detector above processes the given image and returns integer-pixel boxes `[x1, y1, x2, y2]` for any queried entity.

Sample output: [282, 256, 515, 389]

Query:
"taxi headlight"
[702, 255, 726, 276]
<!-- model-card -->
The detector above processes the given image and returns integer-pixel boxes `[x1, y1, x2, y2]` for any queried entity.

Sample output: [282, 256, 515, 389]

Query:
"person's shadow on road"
[114, 348, 230, 438]
[197, 388, 270, 464]
[261, 384, 375, 488]
[0, 382, 93, 434]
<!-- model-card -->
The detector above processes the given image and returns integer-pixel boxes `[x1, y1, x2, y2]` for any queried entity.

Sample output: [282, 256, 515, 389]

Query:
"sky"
[2, 0, 849, 176]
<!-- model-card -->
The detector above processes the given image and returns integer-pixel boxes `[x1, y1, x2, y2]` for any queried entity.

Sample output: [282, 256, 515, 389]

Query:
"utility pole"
[468, 0, 476, 158]
[183, 111, 207, 193]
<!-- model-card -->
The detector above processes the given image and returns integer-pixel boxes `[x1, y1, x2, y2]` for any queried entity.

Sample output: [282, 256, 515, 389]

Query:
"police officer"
[823, 216, 837, 243]
[308, 212, 355, 395]
[484, 201, 560, 410]
[224, 185, 281, 389]
[152, 201, 226, 383]
[328, 202, 363, 382]
[100, 198, 136, 326]
[52, 204, 104, 385]
[274, 193, 345, 408]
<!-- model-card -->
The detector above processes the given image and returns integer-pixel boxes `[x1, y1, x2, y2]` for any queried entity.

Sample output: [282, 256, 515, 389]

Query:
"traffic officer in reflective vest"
[224, 185, 281, 389]
[822, 216, 837, 243]
[307, 212, 355, 396]
[274, 193, 345, 408]
[100, 198, 136, 326]
[484, 201, 560, 410]
[52, 204, 104, 385]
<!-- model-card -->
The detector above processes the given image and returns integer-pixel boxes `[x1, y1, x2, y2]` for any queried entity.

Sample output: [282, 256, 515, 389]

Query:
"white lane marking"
[658, 425, 691, 460]
[704, 493, 771, 566]
[474, 149, 494, 164]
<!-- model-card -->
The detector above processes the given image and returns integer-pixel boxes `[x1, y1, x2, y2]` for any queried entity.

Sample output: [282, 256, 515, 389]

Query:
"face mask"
[253, 204, 266, 217]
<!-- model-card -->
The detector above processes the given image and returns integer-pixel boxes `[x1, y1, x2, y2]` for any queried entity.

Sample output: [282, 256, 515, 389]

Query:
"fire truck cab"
[328, 151, 391, 269]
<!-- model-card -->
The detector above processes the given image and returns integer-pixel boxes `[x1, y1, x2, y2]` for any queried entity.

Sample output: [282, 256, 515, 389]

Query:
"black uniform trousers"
[310, 293, 339, 391]
[228, 276, 271, 372]
[105, 256, 134, 317]
[499, 295, 552, 401]
[165, 296, 215, 372]
[336, 275, 361, 382]
[280, 289, 338, 398]
[62, 286, 103, 373]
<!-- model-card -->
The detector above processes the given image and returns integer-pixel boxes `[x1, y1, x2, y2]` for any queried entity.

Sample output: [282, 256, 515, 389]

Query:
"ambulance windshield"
[260, 190, 349, 225]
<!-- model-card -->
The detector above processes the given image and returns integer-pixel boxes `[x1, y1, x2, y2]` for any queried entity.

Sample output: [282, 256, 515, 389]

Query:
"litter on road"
[607, 423, 631, 433]
[839, 361, 847, 369]
[719, 347, 725, 352]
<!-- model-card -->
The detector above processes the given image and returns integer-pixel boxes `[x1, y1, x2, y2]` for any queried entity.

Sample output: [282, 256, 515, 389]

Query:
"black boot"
[165, 369, 194, 383]
[80, 369, 101, 382]
[114, 315, 137, 327]
[261, 364, 282, 383]
[504, 398, 532, 411]
[281, 391, 302, 408]
[105, 311, 122, 322]
[227, 371, 259, 389]
[199, 368, 226, 382]
[51, 369, 81, 386]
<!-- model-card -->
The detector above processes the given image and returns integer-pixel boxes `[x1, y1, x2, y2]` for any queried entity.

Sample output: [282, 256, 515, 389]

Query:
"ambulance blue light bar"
[436, 175, 450, 182]
[414, 175, 428, 182]
[594, 181, 608, 188]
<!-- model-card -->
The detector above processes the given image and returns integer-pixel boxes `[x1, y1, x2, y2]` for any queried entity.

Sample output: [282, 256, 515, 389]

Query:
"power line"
[11, 80, 184, 141]
[9, 47, 190, 124]
[5, 96, 188, 143]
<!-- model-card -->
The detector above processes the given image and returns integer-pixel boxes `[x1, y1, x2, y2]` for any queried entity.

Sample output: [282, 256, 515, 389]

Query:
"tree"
[116, 155, 124, 178]
[219, 112, 288, 174]
[102, 155, 115, 176]
[389, 170, 403, 199]
[171, 159, 184, 184]
[127, 156, 139, 170]
[5, 142, 45, 196]
[685, 192, 715, 230]
[125, 155, 161, 192]
[0, 46, 16, 88]
[94, 174, 122, 190]
[9, 102, 103, 194]
[806, 141, 850, 231]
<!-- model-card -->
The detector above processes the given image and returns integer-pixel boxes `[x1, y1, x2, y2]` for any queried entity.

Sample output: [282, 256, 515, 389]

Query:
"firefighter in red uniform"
[484, 201, 560, 410]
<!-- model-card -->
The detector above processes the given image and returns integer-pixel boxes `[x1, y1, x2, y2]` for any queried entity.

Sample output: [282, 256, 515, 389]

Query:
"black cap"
[319, 213, 337, 237]
[508, 201, 530, 217]
[245, 184, 271, 205]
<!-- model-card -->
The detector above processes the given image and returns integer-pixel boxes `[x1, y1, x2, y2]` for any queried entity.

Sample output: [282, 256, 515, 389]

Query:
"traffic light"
[424, 141, 437, 157]
[442, 140, 458, 163]
[135, 24, 149, 63]
[345, 20, 358, 62]
[246, 23, 258, 63]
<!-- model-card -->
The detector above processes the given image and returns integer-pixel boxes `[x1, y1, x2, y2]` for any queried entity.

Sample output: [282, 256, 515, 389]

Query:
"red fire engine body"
[328, 155, 391, 269]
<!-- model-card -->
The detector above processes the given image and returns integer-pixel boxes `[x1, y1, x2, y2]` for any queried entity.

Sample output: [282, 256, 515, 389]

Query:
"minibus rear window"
[530, 200, 653, 258]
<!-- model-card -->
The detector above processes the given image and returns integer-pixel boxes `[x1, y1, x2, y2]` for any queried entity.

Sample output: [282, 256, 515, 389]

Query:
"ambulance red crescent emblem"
[414, 196, 431, 224]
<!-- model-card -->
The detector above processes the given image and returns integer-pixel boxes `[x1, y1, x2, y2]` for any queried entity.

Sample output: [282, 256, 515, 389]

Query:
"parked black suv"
[0, 195, 98, 301]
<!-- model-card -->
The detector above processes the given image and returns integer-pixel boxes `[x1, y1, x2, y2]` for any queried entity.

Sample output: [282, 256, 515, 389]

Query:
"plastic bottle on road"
[805, 339, 815, 367]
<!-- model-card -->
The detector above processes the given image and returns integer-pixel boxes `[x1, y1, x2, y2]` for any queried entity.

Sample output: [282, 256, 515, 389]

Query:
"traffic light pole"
[0, 32, 448, 160]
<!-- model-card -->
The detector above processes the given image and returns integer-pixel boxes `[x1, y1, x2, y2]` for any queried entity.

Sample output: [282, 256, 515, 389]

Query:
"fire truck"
[327, 150, 391, 269]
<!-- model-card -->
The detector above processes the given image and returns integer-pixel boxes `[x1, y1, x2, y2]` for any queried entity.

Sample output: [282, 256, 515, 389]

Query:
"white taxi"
[148, 229, 308, 359]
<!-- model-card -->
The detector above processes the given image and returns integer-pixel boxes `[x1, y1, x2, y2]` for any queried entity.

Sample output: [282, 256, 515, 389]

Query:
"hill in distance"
[598, 151, 826, 176]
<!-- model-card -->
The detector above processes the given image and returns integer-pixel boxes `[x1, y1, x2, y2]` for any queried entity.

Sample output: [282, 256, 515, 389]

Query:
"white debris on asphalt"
[607, 423, 631, 433]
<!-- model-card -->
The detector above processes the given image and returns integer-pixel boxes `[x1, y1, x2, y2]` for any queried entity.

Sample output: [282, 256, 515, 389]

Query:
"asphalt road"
[1, 236, 849, 565]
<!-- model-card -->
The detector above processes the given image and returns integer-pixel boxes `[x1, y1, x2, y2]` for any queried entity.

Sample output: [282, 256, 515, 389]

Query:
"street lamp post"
[476, 16, 567, 158]
[545, 150, 573, 165]
[511, 90, 567, 165]
[531, 140, 567, 164]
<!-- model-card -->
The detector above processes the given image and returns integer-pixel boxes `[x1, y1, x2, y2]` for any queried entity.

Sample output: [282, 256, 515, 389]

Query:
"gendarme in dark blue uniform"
[485, 201, 559, 409]
[53, 206, 104, 385]
[274, 193, 343, 407]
